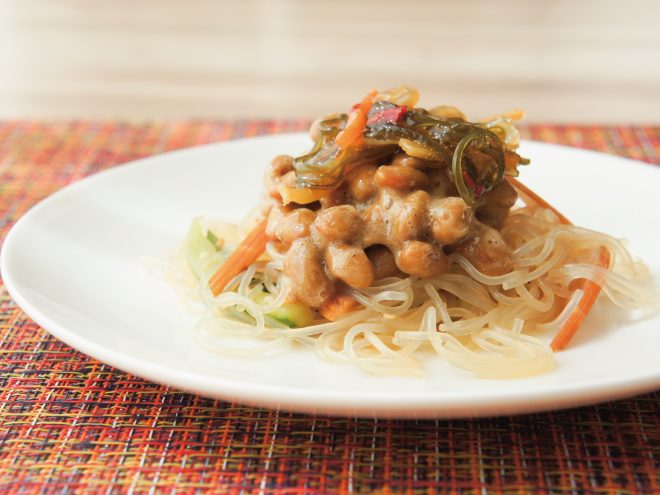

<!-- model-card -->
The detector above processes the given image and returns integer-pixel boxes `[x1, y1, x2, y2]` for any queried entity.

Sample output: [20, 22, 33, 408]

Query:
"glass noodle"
[158, 204, 660, 379]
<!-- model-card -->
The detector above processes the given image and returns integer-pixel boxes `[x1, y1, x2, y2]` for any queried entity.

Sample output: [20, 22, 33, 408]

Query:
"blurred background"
[0, 0, 658, 122]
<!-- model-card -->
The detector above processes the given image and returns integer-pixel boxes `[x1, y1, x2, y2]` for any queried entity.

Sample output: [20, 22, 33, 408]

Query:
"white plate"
[2, 133, 659, 418]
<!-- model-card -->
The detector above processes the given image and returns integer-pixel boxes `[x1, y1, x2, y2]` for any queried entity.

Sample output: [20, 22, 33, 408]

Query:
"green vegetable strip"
[292, 99, 512, 203]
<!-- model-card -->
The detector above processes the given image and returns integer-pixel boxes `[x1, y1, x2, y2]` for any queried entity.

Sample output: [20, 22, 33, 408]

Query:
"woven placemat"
[0, 122, 658, 494]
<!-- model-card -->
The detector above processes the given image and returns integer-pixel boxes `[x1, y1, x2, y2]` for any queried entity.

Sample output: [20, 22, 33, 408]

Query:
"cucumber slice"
[186, 217, 223, 279]
[256, 292, 315, 328]
[268, 302, 315, 328]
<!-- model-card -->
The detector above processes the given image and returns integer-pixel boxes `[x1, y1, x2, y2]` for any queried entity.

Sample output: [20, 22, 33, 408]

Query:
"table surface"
[0, 121, 658, 494]
[1, 0, 660, 122]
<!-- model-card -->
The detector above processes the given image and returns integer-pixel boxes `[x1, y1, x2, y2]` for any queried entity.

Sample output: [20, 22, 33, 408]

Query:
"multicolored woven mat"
[0, 122, 658, 494]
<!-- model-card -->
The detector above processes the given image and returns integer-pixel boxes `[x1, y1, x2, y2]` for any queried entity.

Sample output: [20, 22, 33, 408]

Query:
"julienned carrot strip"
[357, 88, 378, 113]
[550, 247, 611, 351]
[335, 111, 367, 150]
[209, 218, 269, 297]
[319, 290, 362, 322]
[334, 89, 377, 150]
[506, 177, 611, 351]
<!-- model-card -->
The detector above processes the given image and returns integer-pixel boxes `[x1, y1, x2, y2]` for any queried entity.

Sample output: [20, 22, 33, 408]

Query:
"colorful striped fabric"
[0, 122, 658, 494]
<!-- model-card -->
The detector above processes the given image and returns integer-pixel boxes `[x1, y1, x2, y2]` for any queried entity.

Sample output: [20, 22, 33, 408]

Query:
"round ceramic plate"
[2, 133, 659, 418]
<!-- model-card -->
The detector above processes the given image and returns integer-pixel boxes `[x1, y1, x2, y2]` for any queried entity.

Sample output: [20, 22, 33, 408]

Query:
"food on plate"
[170, 86, 659, 378]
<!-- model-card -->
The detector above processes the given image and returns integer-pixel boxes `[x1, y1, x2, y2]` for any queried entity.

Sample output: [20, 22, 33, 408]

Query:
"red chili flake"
[462, 170, 476, 188]
[366, 106, 408, 126]
[462, 170, 485, 198]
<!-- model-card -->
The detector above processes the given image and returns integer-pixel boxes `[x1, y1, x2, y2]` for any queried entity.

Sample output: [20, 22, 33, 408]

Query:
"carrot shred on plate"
[208, 218, 269, 297]
[507, 177, 611, 351]
[549, 246, 611, 351]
